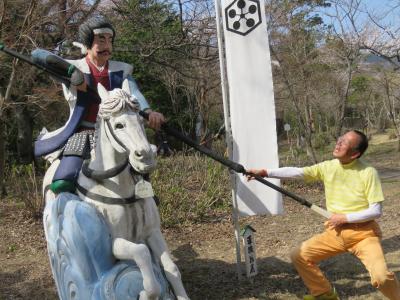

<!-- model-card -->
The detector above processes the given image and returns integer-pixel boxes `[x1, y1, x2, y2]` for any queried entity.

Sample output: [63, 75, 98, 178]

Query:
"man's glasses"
[336, 136, 350, 146]
[336, 136, 358, 153]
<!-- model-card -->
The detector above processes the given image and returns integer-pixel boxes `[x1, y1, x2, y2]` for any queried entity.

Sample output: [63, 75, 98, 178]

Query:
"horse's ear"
[122, 79, 130, 95]
[97, 83, 109, 101]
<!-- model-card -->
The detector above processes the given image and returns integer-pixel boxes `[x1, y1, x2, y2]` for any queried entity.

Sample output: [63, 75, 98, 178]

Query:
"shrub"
[5, 163, 43, 219]
[152, 152, 232, 227]
[312, 132, 331, 149]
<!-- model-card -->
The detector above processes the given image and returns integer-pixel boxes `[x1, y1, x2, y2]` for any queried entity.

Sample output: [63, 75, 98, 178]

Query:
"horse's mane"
[98, 89, 140, 118]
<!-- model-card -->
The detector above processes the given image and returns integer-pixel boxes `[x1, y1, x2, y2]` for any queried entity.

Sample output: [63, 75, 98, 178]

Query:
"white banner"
[217, 0, 282, 215]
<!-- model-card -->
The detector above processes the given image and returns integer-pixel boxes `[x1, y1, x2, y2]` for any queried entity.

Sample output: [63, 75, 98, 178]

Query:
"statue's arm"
[124, 63, 165, 129]
[126, 75, 150, 111]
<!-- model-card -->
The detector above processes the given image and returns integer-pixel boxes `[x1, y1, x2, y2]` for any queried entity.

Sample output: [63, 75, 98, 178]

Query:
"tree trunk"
[305, 135, 317, 164]
[335, 61, 352, 138]
[302, 92, 317, 163]
[0, 119, 6, 198]
[16, 105, 33, 164]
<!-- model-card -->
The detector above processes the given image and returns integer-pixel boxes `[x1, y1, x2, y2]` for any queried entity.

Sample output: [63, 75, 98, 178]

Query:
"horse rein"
[75, 183, 137, 204]
[81, 119, 130, 181]
[78, 119, 139, 204]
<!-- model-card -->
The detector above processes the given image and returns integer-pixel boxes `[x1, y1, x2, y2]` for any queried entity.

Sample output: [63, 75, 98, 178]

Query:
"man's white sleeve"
[346, 202, 382, 223]
[267, 167, 304, 179]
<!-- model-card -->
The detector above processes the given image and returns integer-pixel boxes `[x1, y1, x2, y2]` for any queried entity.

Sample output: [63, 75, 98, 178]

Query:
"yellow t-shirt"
[302, 159, 384, 214]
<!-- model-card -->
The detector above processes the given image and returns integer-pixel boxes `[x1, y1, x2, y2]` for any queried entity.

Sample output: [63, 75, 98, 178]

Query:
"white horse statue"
[43, 80, 189, 300]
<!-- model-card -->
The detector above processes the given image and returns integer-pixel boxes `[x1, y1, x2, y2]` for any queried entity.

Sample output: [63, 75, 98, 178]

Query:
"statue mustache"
[98, 50, 111, 55]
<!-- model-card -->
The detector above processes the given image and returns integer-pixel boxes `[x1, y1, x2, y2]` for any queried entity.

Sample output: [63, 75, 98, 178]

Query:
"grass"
[3, 163, 43, 219]
[153, 152, 232, 227]
[3, 133, 399, 226]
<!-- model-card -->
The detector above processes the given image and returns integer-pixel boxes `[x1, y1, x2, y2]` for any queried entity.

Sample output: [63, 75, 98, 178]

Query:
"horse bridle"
[78, 119, 140, 204]
[81, 119, 130, 181]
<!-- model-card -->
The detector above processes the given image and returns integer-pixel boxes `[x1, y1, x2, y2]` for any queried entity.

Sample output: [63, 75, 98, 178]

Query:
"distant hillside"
[360, 52, 400, 69]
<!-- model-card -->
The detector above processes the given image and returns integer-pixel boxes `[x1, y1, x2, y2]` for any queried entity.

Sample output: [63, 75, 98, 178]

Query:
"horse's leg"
[146, 230, 190, 300]
[113, 238, 161, 300]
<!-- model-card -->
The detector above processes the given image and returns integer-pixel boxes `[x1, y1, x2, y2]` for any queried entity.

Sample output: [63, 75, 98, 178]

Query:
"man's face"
[90, 33, 113, 62]
[333, 131, 361, 163]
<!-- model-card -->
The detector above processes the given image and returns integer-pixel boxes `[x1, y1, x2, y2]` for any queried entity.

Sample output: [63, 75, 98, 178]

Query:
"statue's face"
[90, 33, 113, 62]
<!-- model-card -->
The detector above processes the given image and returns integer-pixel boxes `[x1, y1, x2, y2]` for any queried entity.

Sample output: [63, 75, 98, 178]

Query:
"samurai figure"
[34, 16, 165, 193]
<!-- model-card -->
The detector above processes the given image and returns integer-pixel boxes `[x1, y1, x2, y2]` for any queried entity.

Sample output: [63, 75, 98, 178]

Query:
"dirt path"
[378, 167, 400, 180]
[1, 179, 399, 300]
[166, 182, 400, 300]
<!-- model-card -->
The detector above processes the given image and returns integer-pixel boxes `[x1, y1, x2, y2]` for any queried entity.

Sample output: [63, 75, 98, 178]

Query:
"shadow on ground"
[0, 236, 398, 300]
[173, 235, 400, 300]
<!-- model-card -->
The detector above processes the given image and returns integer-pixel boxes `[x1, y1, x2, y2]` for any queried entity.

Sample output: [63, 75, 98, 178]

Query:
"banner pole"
[214, 0, 242, 280]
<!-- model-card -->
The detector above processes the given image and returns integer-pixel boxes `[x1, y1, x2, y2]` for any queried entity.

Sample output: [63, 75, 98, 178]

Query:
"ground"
[0, 143, 399, 299]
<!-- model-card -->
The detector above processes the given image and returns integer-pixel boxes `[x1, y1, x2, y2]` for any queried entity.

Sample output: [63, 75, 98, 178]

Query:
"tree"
[110, 0, 221, 144]
[377, 69, 400, 149]
[322, 0, 378, 138]
[267, 0, 331, 163]
[0, 0, 101, 195]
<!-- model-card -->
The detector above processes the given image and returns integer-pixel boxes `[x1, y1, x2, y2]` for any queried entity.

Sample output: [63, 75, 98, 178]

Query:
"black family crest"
[225, 0, 262, 36]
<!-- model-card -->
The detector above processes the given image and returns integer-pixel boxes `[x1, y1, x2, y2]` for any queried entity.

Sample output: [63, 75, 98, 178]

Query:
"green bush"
[152, 152, 232, 227]
[312, 132, 331, 149]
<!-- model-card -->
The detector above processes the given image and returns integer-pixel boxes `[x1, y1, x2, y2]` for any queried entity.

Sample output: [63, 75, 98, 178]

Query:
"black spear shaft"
[0, 43, 70, 85]
[0, 43, 100, 101]
[0, 42, 331, 218]
[138, 111, 332, 219]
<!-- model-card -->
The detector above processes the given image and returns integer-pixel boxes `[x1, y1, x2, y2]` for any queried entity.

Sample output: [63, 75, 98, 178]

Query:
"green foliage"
[312, 131, 331, 149]
[111, 0, 181, 108]
[351, 76, 370, 92]
[349, 75, 371, 104]
[7, 244, 17, 253]
[152, 152, 231, 227]
[110, 0, 199, 135]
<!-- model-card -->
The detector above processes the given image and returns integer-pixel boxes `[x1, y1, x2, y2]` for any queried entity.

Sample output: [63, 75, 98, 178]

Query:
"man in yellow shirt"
[247, 130, 400, 300]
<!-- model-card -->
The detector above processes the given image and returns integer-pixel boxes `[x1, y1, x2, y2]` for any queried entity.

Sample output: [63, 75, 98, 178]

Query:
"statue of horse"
[42, 80, 189, 300]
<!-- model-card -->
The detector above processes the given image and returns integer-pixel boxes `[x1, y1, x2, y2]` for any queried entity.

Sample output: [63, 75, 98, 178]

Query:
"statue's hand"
[147, 111, 165, 131]
[71, 68, 85, 87]
[75, 81, 87, 92]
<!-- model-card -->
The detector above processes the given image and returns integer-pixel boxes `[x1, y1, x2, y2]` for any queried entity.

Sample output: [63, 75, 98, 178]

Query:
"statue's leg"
[51, 155, 83, 193]
[113, 238, 161, 300]
[147, 230, 190, 300]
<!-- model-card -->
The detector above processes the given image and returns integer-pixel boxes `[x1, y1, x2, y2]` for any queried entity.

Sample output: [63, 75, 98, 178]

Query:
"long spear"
[0, 42, 332, 219]
[139, 110, 332, 219]
[0, 43, 70, 85]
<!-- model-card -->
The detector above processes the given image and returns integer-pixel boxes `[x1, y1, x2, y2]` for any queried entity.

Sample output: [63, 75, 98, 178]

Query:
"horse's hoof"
[139, 290, 159, 300]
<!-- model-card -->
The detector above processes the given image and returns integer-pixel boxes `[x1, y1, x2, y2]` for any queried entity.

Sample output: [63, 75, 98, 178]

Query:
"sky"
[321, 0, 400, 30]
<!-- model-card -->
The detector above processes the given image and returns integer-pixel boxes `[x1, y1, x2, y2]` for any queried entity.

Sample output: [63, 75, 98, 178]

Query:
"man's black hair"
[352, 130, 368, 158]
[79, 16, 115, 49]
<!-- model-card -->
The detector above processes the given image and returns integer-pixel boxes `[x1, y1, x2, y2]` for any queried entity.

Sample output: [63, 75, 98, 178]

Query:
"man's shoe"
[50, 180, 76, 194]
[303, 288, 339, 300]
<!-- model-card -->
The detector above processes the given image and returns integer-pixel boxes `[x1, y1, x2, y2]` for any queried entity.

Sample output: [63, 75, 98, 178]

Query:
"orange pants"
[290, 221, 400, 299]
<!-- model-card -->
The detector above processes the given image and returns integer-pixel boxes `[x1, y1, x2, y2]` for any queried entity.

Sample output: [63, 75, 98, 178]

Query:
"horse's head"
[97, 80, 156, 174]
